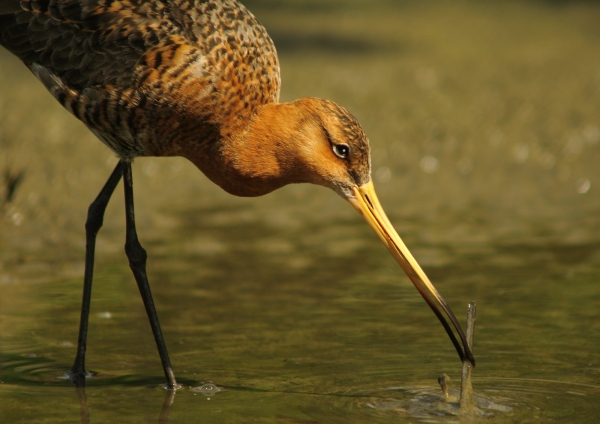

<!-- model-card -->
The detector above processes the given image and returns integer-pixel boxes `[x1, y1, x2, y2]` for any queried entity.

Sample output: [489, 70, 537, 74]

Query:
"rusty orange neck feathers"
[184, 97, 371, 198]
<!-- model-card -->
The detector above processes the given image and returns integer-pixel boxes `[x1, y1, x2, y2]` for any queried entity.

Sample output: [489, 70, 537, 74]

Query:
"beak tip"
[461, 345, 475, 366]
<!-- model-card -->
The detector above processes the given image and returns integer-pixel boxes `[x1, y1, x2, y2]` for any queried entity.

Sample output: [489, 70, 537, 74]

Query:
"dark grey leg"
[122, 161, 178, 389]
[70, 162, 124, 387]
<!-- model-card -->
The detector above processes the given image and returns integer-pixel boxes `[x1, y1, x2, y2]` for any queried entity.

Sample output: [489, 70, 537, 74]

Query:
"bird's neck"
[184, 99, 323, 197]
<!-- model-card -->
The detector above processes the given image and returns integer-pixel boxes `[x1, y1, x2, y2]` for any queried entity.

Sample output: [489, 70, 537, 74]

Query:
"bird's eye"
[333, 144, 350, 159]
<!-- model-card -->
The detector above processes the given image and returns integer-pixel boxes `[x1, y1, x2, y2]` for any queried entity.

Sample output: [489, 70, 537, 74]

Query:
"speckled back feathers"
[0, 0, 281, 157]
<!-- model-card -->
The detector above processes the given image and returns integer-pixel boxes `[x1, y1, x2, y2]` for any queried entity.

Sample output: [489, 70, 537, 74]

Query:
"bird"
[0, 0, 474, 390]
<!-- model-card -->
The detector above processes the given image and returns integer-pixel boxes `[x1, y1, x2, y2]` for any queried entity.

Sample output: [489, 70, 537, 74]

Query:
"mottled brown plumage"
[0, 0, 473, 388]
[0, 0, 370, 197]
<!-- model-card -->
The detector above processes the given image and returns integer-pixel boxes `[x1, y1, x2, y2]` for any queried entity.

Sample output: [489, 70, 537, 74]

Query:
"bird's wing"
[0, 0, 184, 89]
[0, 0, 281, 157]
[0, 1, 280, 92]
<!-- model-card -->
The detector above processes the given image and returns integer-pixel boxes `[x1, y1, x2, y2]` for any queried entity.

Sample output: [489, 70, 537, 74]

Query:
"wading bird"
[0, 0, 474, 389]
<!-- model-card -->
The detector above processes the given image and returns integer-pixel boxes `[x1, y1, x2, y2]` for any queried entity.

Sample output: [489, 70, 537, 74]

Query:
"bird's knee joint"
[125, 240, 147, 264]
[85, 206, 106, 234]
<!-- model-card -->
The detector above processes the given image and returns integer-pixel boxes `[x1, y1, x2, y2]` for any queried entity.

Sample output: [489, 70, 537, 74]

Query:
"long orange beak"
[348, 181, 475, 365]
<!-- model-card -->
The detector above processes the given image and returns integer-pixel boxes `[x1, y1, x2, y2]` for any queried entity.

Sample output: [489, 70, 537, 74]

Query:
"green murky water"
[2, 0, 600, 422]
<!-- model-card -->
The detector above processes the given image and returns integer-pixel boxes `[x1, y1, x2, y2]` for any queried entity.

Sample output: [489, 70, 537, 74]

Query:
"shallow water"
[2, 0, 600, 422]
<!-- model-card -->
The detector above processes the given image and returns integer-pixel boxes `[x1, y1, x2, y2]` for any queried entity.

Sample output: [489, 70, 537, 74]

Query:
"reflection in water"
[75, 387, 89, 424]
[72, 384, 178, 424]
[158, 389, 176, 424]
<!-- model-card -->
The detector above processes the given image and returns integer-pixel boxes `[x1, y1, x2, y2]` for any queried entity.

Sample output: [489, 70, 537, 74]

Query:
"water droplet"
[193, 383, 221, 397]
[375, 166, 392, 183]
[576, 178, 590, 194]
[420, 156, 439, 174]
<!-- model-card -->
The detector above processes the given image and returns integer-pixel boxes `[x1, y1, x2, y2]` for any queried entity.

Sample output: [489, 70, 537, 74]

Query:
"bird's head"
[284, 97, 372, 198]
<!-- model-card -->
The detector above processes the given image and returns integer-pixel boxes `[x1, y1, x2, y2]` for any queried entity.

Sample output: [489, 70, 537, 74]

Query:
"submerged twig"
[438, 373, 451, 401]
[459, 301, 476, 413]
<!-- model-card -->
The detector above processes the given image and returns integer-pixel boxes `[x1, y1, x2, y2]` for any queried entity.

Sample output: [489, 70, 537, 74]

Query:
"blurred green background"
[1, 0, 600, 422]
[2, 0, 600, 250]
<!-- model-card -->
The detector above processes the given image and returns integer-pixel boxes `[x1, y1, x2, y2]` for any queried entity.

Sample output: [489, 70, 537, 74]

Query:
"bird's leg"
[122, 161, 179, 390]
[70, 161, 124, 387]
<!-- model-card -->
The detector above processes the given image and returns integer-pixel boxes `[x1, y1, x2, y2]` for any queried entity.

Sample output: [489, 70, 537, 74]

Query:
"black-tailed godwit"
[0, 0, 474, 389]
